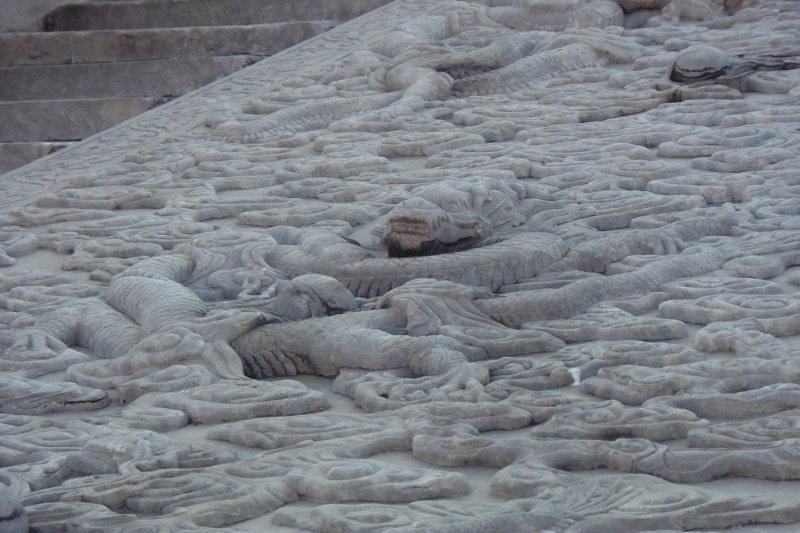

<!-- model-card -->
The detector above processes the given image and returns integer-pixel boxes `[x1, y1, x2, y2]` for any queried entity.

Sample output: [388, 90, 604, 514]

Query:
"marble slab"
[3, 0, 800, 531]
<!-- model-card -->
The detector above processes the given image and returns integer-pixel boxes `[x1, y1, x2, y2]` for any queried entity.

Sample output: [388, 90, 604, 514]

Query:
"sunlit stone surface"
[3, 0, 800, 530]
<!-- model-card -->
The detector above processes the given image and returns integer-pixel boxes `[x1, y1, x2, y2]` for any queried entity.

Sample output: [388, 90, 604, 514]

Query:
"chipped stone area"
[2, 0, 800, 531]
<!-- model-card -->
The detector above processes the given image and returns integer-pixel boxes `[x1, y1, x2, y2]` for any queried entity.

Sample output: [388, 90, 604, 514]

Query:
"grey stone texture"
[2, 0, 800, 531]
[0, 98, 164, 141]
[0, 0, 389, 174]
[0, 22, 338, 67]
[0, 142, 68, 173]
[0, 56, 256, 100]
[45, 0, 394, 30]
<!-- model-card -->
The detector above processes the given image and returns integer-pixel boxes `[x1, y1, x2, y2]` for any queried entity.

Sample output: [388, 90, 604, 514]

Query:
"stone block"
[0, 22, 337, 67]
[0, 98, 164, 141]
[0, 56, 253, 100]
[45, 0, 392, 30]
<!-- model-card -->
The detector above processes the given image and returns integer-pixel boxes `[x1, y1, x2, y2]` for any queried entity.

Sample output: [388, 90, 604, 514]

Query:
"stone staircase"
[0, 0, 390, 174]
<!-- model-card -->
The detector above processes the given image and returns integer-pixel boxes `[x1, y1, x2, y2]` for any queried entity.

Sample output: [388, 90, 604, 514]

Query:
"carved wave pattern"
[3, 0, 800, 531]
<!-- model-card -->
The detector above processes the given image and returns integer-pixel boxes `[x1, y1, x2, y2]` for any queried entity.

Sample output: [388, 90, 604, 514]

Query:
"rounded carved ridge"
[3, 0, 800, 530]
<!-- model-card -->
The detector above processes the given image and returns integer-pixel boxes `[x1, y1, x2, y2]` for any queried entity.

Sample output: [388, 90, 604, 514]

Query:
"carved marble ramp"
[3, 0, 800, 531]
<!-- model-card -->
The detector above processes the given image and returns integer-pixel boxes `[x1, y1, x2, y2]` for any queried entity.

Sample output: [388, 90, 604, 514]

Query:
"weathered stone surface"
[0, 141, 69, 173]
[45, 0, 393, 30]
[0, 98, 164, 142]
[2, 0, 800, 530]
[0, 484, 27, 533]
[0, 0, 70, 31]
[0, 22, 337, 67]
[0, 56, 255, 100]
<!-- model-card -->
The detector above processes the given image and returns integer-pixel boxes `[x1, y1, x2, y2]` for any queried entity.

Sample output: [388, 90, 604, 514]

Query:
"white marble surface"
[3, 0, 800, 531]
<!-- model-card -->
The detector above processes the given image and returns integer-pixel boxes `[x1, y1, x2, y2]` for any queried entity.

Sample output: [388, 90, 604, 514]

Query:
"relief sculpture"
[3, 0, 800, 530]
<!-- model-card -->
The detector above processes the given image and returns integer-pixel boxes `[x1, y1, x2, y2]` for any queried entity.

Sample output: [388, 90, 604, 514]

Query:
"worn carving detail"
[2, 0, 800, 530]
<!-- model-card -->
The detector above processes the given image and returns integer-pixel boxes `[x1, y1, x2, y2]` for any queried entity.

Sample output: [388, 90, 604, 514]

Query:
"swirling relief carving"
[2, 0, 800, 530]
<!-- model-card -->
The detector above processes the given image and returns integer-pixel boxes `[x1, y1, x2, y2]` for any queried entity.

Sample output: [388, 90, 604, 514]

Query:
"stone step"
[0, 0, 79, 32]
[0, 141, 71, 174]
[46, 0, 391, 30]
[0, 97, 165, 142]
[0, 21, 336, 67]
[0, 55, 254, 100]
